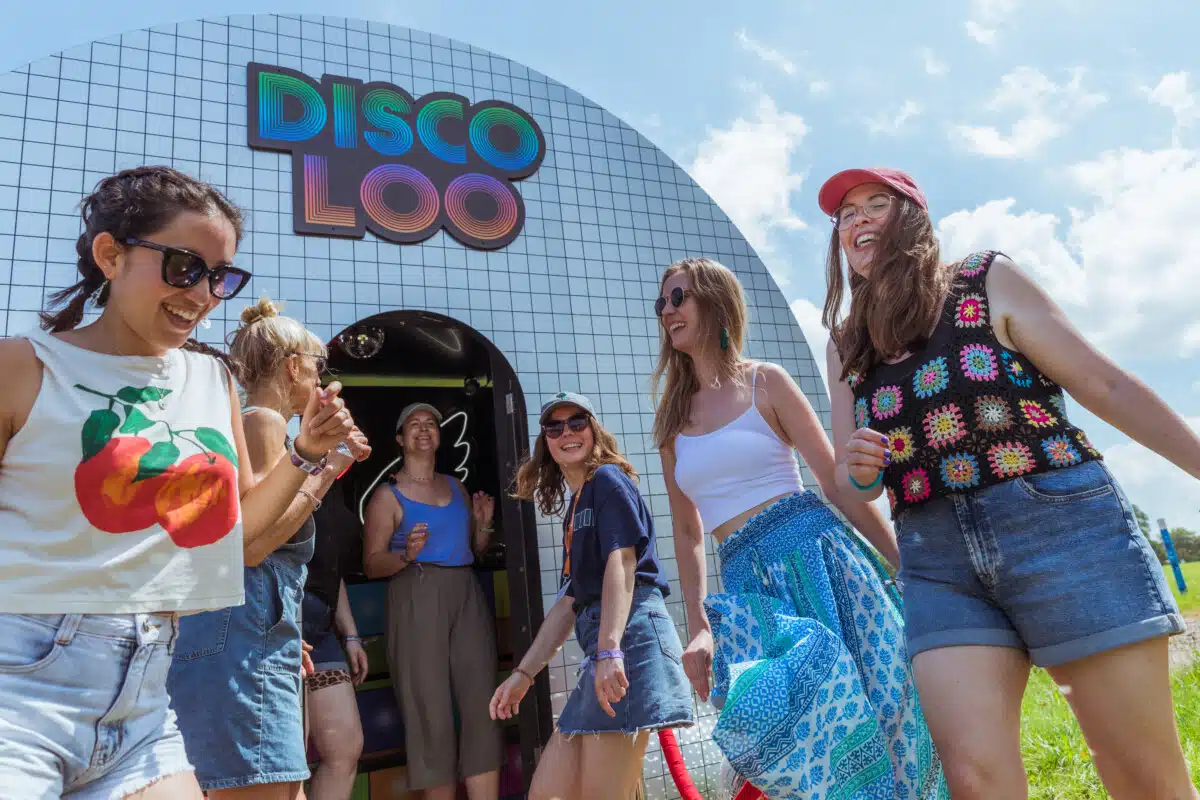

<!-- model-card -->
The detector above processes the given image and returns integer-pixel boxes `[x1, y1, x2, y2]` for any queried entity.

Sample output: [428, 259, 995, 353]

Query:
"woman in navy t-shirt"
[491, 391, 694, 799]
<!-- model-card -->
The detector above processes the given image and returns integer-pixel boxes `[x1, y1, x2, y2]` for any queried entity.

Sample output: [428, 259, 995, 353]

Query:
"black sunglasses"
[542, 413, 589, 440]
[125, 238, 252, 300]
[654, 286, 690, 316]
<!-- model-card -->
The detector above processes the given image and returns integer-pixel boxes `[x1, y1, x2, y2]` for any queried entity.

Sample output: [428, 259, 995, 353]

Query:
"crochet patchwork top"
[847, 250, 1102, 518]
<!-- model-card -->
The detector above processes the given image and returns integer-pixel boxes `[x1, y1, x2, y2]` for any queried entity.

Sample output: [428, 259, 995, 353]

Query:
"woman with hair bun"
[0, 165, 354, 798]
[169, 297, 370, 799]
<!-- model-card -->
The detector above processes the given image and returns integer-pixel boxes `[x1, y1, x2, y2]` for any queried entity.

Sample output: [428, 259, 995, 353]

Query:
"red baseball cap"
[817, 167, 928, 217]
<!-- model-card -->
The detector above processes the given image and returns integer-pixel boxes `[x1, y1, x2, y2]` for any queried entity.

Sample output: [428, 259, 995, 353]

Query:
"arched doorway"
[313, 309, 550, 797]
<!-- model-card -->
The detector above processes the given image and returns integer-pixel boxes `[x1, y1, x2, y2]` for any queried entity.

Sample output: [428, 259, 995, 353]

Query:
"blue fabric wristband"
[596, 649, 624, 661]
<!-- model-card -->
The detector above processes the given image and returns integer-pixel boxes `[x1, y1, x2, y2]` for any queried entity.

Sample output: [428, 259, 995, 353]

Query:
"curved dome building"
[0, 14, 830, 798]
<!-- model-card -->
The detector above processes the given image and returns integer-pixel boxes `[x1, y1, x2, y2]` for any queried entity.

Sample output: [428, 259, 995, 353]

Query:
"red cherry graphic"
[153, 452, 239, 549]
[74, 436, 167, 533]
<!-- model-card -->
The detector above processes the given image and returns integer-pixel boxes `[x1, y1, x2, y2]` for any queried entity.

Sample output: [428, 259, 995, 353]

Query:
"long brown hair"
[513, 414, 637, 517]
[650, 257, 747, 449]
[823, 195, 952, 381]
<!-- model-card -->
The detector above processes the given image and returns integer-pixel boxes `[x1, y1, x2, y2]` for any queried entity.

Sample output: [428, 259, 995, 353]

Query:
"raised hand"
[405, 522, 428, 561]
[846, 427, 891, 486]
[295, 381, 354, 463]
[344, 425, 372, 462]
[473, 491, 495, 528]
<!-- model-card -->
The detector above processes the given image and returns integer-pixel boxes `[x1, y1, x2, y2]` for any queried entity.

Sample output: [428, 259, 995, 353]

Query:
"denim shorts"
[557, 584, 695, 736]
[167, 542, 311, 790]
[0, 612, 193, 798]
[896, 460, 1185, 667]
[301, 591, 348, 672]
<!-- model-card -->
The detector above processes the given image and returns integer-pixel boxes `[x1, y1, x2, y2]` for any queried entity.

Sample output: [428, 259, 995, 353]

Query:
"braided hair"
[39, 165, 244, 334]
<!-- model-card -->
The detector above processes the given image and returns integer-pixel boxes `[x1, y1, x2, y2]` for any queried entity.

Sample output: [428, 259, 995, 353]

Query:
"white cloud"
[736, 29, 796, 76]
[935, 145, 1200, 358]
[867, 100, 922, 136]
[966, 0, 1018, 45]
[921, 48, 948, 77]
[690, 93, 809, 257]
[1144, 72, 1198, 142]
[809, 79, 832, 96]
[1183, 322, 1200, 356]
[952, 67, 1106, 158]
[1103, 417, 1200, 533]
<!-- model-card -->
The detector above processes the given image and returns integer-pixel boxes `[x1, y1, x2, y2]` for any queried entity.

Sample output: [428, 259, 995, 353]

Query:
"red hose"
[658, 728, 766, 800]
[658, 729, 704, 800]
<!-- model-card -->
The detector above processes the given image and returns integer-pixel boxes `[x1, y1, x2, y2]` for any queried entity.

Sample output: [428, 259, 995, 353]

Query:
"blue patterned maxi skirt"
[706, 492, 948, 800]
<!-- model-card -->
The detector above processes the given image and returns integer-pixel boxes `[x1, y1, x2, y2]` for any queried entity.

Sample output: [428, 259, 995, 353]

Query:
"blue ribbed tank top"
[387, 482, 474, 567]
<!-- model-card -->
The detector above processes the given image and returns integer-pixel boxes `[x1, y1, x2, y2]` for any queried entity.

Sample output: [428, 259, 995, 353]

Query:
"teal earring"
[719, 327, 729, 350]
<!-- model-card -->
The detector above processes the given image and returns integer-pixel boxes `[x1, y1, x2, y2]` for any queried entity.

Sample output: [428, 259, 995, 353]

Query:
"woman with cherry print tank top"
[818, 166, 1198, 799]
[0, 167, 355, 799]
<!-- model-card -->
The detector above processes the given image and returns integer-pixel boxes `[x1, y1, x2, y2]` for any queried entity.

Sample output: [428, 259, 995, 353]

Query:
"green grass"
[1166, 560, 1200, 616]
[1022, 652, 1200, 798]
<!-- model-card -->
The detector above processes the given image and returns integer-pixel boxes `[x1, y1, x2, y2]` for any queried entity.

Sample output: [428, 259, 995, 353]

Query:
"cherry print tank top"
[848, 250, 1102, 518]
[0, 328, 244, 614]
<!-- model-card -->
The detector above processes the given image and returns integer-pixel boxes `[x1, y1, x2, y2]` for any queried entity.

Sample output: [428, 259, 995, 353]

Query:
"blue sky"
[3, 0, 1199, 532]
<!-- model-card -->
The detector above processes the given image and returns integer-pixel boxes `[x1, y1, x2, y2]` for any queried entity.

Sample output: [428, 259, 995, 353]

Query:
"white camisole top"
[673, 364, 804, 534]
[0, 328, 245, 614]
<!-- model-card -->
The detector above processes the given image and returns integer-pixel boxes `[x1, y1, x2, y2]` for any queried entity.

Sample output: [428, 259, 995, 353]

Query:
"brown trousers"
[385, 563, 504, 790]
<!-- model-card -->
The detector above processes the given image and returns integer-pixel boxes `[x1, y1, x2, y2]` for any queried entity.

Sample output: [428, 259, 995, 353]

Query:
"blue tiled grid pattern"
[0, 14, 832, 799]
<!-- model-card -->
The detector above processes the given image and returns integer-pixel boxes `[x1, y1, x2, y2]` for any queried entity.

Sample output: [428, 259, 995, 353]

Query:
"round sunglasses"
[542, 413, 589, 439]
[654, 286, 690, 316]
[125, 238, 252, 300]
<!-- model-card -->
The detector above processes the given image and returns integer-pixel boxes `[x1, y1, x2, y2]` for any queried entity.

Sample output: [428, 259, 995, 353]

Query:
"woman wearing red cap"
[818, 166, 1198, 798]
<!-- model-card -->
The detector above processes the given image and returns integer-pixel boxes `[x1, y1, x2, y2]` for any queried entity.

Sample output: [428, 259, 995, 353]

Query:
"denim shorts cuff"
[908, 628, 1024, 658]
[198, 769, 312, 791]
[1031, 613, 1187, 668]
[557, 714, 695, 738]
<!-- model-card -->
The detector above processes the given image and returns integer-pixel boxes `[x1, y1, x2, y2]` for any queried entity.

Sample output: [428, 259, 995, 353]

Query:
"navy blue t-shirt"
[559, 463, 669, 609]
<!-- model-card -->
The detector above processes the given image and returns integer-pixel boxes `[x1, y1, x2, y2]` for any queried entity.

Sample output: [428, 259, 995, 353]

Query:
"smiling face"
[836, 182, 895, 279]
[100, 209, 238, 354]
[399, 409, 441, 454]
[658, 270, 702, 354]
[543, 405, 594, 471]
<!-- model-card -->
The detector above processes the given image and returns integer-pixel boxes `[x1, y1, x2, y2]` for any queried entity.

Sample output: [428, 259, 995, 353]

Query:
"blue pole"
[1158, 517, 1188, 593]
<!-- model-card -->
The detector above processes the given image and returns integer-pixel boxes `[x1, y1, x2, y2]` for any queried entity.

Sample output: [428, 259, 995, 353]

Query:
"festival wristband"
[595, 649, 624, 662]
[343, 635, 362, 644]
[848, 470, 883, 491]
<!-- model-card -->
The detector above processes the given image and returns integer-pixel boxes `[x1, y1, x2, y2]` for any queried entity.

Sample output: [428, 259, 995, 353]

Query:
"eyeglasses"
[125, 238, 252, 300]
[295, 352, 328, 374]
[654, 286, 690, 316]
[542, 414, 589, 440]
[832, 193, 894, 231]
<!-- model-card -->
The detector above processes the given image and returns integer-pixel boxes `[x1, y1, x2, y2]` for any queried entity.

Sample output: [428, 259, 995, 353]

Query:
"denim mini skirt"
[557, 584, 695, 736]
[167, 532, 314, 790]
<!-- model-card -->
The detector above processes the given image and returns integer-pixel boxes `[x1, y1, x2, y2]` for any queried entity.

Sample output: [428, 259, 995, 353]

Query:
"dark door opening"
[309, 310, 549, 798]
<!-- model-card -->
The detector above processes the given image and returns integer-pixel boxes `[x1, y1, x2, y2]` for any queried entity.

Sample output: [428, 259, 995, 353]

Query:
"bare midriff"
[710, 491, 793, 544]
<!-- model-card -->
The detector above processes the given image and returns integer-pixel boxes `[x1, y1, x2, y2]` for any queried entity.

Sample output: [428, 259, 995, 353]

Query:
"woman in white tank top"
[0, 166, 355, 799]
[652, 257, 947, 799]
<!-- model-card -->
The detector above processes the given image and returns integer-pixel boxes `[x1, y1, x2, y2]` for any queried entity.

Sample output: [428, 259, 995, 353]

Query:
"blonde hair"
[512, 414, 637, 518]
[650, 257, 748, 449]
[227, 296, 325, 389]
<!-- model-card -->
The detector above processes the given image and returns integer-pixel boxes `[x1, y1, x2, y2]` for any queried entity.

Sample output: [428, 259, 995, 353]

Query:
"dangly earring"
[719, 327, 729, 350]
[88, 278, 110, 308]
[199, 316, 212, 330]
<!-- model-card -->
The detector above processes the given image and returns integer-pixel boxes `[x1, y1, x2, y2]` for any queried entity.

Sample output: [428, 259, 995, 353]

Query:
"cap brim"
[539, 400, 590, 424]
[820, 168, 903, 217]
